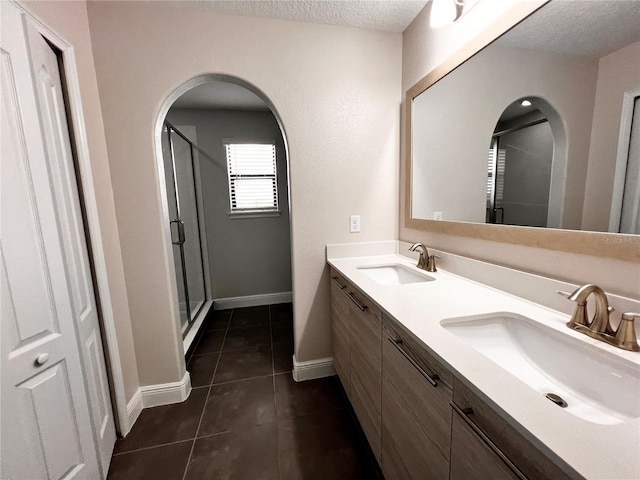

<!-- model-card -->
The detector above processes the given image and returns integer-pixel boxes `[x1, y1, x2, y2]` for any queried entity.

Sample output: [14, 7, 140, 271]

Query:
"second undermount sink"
[441, 313, 640, 425]
[357, 263, 434, 286]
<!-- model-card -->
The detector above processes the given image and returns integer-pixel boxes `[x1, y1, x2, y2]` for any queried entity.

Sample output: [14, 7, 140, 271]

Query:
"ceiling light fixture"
[429, 0, 482, 29]
[521, 99, 532, 107]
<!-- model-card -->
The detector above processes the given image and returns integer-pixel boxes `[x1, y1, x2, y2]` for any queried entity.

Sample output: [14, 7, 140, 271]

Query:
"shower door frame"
[164, 122, 212, 341]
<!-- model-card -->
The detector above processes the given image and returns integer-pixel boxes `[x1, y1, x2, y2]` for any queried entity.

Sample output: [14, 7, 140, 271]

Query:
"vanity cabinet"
[451, 379, 575, 480]
[329, 268, 382, 461]
[329, 266, 579, 480]
[381, 316, 453, 480]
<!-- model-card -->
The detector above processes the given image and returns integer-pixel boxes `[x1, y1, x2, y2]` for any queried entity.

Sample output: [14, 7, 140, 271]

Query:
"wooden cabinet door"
[348, 288, 382, 463]
[330, 272, 350, 396]
[450, 409, 521, 480]
[381, 319, 453, 480]
[452, 379, 575, 480]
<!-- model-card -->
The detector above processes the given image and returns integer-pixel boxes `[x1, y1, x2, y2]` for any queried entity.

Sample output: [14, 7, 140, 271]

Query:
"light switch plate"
[350, 215, 361, 233]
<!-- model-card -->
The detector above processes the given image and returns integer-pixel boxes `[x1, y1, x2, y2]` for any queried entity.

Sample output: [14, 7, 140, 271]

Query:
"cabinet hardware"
[331, 276, 346, 290]
[450, 401, 528, 480]
[389, 337, 439, 387]
[346, 291, 367, 311]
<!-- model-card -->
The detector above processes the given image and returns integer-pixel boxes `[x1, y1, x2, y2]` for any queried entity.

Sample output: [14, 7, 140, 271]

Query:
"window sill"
[228, 210, 281, 220]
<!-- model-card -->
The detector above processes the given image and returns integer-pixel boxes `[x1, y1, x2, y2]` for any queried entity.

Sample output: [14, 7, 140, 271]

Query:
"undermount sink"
[441, 313, 640, 425]
[357, 264, 435, 286]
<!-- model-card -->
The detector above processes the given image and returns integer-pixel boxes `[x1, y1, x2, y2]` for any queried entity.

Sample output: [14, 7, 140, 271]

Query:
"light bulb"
[430, 0, 459, 29]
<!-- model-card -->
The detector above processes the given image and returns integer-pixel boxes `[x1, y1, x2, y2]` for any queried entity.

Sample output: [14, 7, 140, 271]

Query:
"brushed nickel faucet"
[408, 243, 439, 272]
[558, 284, 639, 351]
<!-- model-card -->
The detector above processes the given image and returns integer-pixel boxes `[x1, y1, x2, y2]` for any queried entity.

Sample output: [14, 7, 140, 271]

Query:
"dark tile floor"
[108, 303, 379, 480]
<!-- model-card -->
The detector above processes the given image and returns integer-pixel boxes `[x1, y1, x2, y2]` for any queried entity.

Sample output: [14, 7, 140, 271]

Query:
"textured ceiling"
[496, 0, 640, 58]
[198, 0, 428, 33]
[172, 82, 269, 110]
[171, 1, 640, 111]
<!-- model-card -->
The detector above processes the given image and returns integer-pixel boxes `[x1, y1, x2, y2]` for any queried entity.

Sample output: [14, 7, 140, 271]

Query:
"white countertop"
[328, 249, 640, 480]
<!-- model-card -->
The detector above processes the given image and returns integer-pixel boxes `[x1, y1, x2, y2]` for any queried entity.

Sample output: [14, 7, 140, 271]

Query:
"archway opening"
[155, 74, 293, 354]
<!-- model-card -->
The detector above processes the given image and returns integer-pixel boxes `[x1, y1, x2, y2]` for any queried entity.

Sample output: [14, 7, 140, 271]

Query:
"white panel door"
[1, 4, 113, 479]
[23, 15, 116, 475]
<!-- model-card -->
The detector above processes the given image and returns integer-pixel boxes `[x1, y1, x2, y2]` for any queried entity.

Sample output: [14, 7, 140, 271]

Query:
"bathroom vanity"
[327, 241, 640, 480]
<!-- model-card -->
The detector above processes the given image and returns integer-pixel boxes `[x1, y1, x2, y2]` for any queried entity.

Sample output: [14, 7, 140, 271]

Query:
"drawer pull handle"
[331, 276, 346, 290]
[450, 401, 528, 480]
[346, 291, 367, 311]
[389, 337, 439, 387]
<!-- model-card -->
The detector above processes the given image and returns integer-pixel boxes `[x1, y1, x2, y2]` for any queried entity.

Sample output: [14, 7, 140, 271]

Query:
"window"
[224, 141, 279, 215]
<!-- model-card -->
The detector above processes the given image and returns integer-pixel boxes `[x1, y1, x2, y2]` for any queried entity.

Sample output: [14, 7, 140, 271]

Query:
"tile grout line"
[269, 304, 283, 480]
[112, 438, 195, 457]
[180, 308, 233, 480]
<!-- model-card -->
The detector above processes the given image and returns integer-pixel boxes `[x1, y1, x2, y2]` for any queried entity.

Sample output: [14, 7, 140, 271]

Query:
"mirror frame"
[403, 1, 639, 262]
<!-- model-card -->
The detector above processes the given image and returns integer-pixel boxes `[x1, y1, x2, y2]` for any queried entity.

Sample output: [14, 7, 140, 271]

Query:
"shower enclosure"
[161, 122, 209, 337]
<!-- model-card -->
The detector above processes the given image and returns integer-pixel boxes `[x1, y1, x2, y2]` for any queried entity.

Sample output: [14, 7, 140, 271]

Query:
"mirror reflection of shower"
[486, 98, 555, 227]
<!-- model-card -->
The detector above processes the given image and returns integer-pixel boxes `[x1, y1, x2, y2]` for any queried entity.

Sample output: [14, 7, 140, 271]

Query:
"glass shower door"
[162, 123, 207, 335]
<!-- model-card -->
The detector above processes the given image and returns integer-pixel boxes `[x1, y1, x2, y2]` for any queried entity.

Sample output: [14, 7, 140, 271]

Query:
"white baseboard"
[122, 372, 191, 436]
[141, 371, 192, 409]
[123, 389, 143, 437]
[292, 355, 335, 382]
[214, 292, 292, 310]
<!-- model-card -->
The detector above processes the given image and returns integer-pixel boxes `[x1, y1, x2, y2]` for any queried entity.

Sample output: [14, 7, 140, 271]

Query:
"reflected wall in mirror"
[410, 0, 640, 234]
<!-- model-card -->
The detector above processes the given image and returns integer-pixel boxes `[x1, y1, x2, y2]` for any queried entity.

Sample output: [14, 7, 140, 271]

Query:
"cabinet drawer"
[350, 296, 381, 411]
[450, 406, 520, 480]
[348, 286, 382, 462]
[453, 379, 578, 480]
[382, 318, 452, 480]
[351, 367, 381, 461]
[330, 271, 351, 394]
[383, 315, 454, 390]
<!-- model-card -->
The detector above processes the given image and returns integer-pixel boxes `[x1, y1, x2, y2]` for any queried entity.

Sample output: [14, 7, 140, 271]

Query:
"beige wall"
[86, 1, 402, 382]
[583, 41, 640, 232]
[21, 1, 140, 401]
[400, 1, 640, 299]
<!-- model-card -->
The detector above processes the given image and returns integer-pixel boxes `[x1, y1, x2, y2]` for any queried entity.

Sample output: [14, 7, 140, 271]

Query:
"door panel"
[24, 17, 116, 474]
[162, 124, 207, 334]
[19, 362, 87, 480]
[172, 132, 205, 317]
[1, 4, 110, 478]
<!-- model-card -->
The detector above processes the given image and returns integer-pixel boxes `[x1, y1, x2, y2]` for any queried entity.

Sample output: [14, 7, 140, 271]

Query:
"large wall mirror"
[406, 0, 640, 261]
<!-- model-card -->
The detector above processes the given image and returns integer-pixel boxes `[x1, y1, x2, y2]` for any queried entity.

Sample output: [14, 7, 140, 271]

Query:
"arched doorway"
[154, 75, 293, 353]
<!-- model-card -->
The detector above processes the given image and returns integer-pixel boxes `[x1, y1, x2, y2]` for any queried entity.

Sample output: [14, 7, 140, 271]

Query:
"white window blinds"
[486, 146, 506, 206]
[225, 143, 279, 213]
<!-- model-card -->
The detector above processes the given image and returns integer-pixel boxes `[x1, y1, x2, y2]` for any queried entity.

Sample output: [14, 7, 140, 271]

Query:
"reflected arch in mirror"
[485, 96, 566, 229]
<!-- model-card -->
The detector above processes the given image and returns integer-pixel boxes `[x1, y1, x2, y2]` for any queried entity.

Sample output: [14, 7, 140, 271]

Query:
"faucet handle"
[426, 254, 440, 272]
[615, 313, 640, 352]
